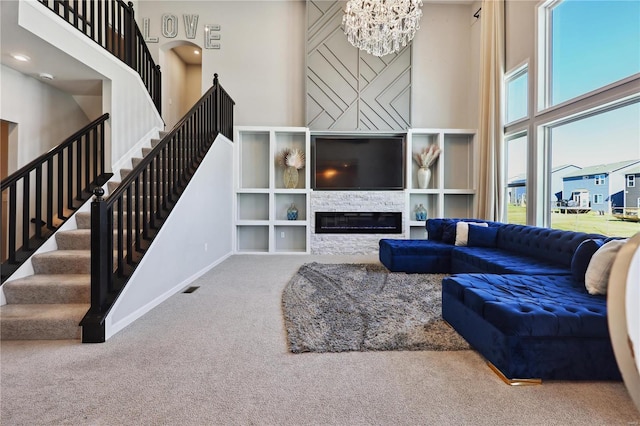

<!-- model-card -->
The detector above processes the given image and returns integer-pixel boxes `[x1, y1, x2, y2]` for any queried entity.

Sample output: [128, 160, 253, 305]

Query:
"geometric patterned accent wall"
[306, 0, 412, 131]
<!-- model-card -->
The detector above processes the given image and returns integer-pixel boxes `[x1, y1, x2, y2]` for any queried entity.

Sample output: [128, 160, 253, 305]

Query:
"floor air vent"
[182, 286, 200, 294]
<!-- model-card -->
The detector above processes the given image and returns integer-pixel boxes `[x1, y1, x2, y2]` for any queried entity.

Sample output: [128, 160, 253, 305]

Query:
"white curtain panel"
[476, 0, 505, 221]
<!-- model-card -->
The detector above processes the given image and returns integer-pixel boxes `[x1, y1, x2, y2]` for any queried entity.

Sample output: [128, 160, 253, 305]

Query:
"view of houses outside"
[506, 0, 640, 237]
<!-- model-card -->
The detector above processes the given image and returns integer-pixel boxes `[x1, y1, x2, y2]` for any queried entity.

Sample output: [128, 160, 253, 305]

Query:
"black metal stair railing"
[81, 74, 234, 343]
[1, 113, 111, 283]
[38, 0, 161, 113]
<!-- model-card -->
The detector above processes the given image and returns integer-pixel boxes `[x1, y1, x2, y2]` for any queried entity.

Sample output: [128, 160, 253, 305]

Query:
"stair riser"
[1, 320, 81, 340]
[32, 254, 91, 275]
[56, 231, 130, 250]
[4, 284, 89, 304]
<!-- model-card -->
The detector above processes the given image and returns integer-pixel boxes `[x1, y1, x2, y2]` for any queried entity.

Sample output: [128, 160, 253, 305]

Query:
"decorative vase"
[417, 167, 431, 189]
[284, 166, 299, 189]
[287, 203, 298, 220]
[415, 204, 427, 221]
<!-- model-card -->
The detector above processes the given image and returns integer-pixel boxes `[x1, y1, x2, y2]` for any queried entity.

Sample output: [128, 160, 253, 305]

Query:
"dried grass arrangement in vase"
[277, 148, 305, 189]
[413, 145, 441, 189]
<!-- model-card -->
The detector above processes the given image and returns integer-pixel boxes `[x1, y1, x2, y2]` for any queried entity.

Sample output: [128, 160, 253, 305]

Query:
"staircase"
[0, 137, 163, 340]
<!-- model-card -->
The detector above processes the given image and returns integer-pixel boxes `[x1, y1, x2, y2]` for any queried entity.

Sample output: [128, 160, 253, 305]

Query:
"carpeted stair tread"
[0, 303, 88, 340]
[32, 250, 91, 274]
[3, 275, 89, 304]
[56, 229, 91, 250]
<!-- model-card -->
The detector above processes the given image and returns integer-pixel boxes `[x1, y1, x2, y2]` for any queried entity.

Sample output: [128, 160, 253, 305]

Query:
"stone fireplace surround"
[310, 191, 405, 255]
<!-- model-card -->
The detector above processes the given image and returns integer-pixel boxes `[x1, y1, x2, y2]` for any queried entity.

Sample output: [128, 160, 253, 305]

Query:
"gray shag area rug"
[282, 262, 471, 353]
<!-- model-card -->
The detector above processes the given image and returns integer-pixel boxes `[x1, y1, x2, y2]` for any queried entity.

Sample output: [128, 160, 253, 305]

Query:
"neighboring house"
[562, 160, 640, 213]
[507, 165, 581, 206]
[623, 165, 640, 208]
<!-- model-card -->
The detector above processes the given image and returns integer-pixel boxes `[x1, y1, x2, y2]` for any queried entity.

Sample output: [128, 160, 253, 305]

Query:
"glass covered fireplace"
[315, 212, 402, 234]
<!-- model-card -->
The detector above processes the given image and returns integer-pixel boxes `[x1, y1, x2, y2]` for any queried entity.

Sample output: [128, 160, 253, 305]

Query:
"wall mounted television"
[312, 135, 405, 190]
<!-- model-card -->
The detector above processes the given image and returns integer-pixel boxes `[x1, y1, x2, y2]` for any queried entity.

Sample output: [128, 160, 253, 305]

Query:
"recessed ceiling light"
[12, 54, 31, 62]
[194, 50, 200, 55]
[39, 73, 54, 81]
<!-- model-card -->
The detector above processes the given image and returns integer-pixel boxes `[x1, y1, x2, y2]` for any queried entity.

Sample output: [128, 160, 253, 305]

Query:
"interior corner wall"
[162, 48, 187, 129]
[184, 64, 202, 116]
[0, 65, 90, 170]
[137, 1, 306, 127]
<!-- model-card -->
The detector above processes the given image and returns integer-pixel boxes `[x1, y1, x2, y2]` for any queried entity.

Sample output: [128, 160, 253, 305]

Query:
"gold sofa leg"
[487, 362, 542, 386]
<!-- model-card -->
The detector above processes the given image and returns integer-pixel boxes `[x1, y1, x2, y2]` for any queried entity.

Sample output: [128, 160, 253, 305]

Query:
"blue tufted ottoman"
[442, 273, 621, 381]
[379, 239, 454, 273]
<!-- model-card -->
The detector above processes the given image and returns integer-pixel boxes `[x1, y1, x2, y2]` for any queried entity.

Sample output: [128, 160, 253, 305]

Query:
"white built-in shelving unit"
[234, 126, 476, 252]
[405, 129, 477, 239]
[234, 126, 311, 253]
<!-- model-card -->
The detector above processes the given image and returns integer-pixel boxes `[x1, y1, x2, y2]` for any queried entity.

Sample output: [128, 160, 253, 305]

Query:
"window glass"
[550, 0, 640, 105]
[506, 134, 527, 224]
[628, 175, 636, 187]
[550, 102, 640, 236]
[506, 69, 528, 123]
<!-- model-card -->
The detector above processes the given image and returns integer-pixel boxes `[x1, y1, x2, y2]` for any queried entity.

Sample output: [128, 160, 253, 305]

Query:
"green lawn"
[506, 205, 640, 237]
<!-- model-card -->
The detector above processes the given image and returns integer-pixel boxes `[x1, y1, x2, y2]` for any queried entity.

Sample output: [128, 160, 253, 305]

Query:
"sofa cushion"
[455, 222, 488, 246]
[571, 238, 605, 283]
[451, 247, 571, 275]
[495, 224, 604, 268]
[585, 239, 627, 295]
[467, 225, 498, 248]
[442, 274, 609, 338]
[379, 239, 455, 273]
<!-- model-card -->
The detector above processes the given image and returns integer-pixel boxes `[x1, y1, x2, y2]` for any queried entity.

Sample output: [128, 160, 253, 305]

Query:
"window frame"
[593, 194, 604, 204]
[594, 175, 606, 186]
[536, 0, 640, 114]
[628, 175, 636, 188]
[505, 63, 529, 126]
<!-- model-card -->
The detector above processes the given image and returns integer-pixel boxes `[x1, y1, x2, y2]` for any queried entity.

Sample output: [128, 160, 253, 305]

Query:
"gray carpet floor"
[1, 255, 639, 425]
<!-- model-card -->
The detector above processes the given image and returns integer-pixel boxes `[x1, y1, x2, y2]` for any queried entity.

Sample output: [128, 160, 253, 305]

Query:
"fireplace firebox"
[315, 212, 402, 234]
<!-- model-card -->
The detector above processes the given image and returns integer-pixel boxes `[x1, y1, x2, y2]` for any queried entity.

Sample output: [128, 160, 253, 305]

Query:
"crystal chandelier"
[342, 0, 424, 57]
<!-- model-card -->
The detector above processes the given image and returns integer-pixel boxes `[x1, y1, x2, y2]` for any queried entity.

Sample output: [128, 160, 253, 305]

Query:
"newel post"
[90, 187, 110, 314]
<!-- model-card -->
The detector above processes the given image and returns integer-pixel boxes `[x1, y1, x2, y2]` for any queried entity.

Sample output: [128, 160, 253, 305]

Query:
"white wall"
[138, 1, 479, 130]
[412, 3, 480, 129]
[0, 65, 90, 171]
[106, 134, 234, 339]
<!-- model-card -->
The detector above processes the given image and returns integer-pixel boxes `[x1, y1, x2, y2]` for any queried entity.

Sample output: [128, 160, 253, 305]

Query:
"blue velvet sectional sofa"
[379, 218, 622, 381]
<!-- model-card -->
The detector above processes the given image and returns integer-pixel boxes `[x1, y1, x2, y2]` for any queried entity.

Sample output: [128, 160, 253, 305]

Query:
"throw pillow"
[585, 239, 628, 295]
[455, 222, 489, 246]
[441, 221, 458, 245]
[467, 225, 499, 248]
[571, 239, 605, 283]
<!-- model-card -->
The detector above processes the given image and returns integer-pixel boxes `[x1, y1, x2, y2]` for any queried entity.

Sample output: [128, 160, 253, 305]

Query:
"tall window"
[505, 65, 528, 124]
[628, 175, 636, 188]
[505, 132, 527, 224]
[544, 0, 640, 107]
[503, 0, 640, 236]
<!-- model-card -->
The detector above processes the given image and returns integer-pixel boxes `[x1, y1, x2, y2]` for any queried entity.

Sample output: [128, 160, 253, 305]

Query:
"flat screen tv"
[313, 136, 405, 190]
